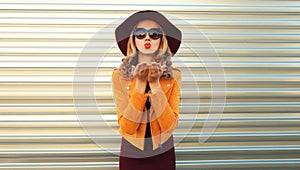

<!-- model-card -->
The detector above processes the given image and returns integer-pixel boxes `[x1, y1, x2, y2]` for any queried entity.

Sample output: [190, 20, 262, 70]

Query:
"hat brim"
[115, 10, 182, 56]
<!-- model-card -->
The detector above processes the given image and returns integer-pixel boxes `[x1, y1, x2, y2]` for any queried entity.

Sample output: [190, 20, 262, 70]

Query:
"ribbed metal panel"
[1, 1, 300, 169]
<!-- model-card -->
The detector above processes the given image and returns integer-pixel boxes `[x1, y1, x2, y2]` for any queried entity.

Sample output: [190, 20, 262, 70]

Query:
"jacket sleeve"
[111, 69, 148, 135]
[149, 70, 181, 133]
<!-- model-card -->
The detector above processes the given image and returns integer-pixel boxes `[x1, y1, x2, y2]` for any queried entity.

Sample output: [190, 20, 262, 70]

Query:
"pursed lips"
[144, 42, 151, 49]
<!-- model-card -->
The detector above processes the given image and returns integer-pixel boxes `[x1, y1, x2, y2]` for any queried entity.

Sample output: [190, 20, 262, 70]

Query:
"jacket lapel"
[159, 78, 173, 95]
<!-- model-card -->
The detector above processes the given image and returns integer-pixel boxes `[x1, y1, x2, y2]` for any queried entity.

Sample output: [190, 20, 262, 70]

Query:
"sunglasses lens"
[135, 34, 146, 39]
[133, 28, 162, 40]
[133, 28, 146, 39]
[149, 28, 162, 40]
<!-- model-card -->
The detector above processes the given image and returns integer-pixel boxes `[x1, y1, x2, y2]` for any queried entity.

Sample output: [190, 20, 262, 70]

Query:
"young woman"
[112, 10, 182, 170]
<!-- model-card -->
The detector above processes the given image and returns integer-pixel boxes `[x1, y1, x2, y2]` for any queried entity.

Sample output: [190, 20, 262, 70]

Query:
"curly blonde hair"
[118, 27, 173, 80]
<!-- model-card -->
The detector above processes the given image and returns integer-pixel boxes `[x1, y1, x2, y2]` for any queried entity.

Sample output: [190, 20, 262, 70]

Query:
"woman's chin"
[139, 49, 157, 55]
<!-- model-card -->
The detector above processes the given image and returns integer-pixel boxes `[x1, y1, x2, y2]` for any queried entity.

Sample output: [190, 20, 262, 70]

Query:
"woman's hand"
[133, 62, 163, 93]
[133, 62, 149, 82]
[148, 62, 163, 83]
[133, 62, 149, 93]
[148, 62, 162, 91]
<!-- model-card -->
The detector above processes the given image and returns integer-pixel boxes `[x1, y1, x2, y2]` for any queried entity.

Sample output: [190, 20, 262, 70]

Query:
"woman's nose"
[144, 33, 151, 40]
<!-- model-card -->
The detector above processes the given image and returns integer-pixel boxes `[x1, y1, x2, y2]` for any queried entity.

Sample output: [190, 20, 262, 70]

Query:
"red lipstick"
[144, 42, 151, 49]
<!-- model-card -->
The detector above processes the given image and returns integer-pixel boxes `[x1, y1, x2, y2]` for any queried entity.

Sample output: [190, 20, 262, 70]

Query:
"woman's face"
[134, 20, 161, 55]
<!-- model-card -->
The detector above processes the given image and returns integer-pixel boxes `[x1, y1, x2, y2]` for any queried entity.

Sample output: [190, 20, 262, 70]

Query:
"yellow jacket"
[111, 67, 182, 151]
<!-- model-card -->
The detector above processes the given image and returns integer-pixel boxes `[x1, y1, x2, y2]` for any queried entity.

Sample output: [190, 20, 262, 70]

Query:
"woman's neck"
[137, 52, 155, 64]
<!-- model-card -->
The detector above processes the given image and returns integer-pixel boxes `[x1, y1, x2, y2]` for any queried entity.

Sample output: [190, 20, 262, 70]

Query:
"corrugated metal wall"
[1, 0, 300, 169]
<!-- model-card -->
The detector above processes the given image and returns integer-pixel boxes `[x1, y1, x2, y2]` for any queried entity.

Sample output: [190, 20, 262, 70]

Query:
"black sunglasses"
[133, 28, 162, 40]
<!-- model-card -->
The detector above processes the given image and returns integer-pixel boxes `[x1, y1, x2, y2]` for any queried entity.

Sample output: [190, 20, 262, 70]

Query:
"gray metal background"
[0, 0, 300, 169]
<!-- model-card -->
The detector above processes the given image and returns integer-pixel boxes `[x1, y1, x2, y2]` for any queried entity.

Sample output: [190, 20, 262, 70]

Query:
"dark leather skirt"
[119, 136, 176, 170]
